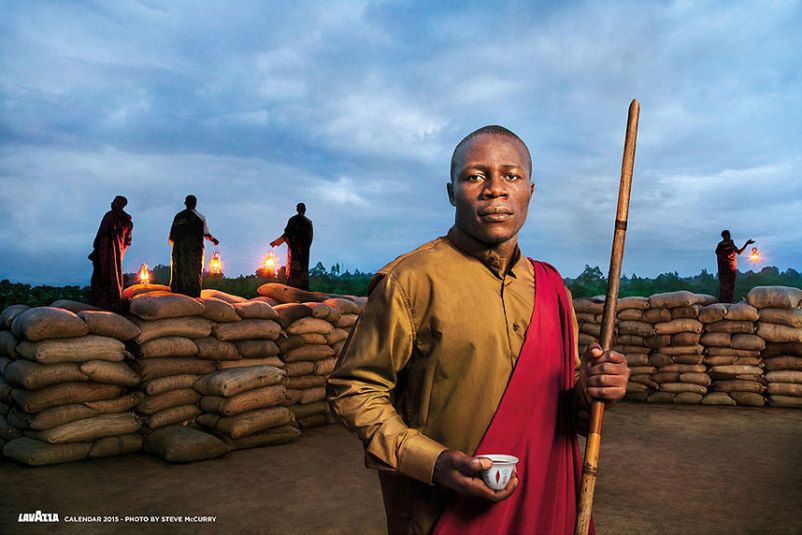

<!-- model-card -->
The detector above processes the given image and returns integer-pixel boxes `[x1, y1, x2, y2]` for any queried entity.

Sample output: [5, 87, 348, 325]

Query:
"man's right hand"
[432, 450, 517, 502]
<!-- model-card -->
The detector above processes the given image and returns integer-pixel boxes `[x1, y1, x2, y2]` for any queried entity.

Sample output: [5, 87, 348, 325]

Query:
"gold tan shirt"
[326, 226, 579, 534]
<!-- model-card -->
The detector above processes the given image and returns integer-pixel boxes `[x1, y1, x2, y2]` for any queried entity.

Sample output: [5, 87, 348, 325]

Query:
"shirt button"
[512, 323, 519, 332]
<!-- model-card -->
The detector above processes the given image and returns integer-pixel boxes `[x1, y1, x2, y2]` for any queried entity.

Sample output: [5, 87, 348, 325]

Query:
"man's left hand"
[577, 343, 630, 406]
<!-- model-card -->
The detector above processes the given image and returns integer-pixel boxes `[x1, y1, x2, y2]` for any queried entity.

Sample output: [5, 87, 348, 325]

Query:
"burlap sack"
[140, 336, 199, 359]
[273, 303, 314, 329]
[304, 302, 341, 322]
[200, 289, 248, 304]
[757, 323, 802, 343]
[644, 335, 671, 349]
[658, 364, 706, 373]
[700, 332, 731, 347]
[335, 314, 359, 329]
[671, 354, 705, 365]
[323, 297, 363, 315]
[76, 311, 140, 341]
[299, 386, 326, 404]
[624, 392, 649, 402]
[654, 319, 703, 335]
[252, 296, 281, 305]
[0, 378, 12, 402]
[702, 392, 737, 406]
[49, 300, 101, 313]
[198, 406, 292, 439]
[617, 309, 644, 322]
[647, 392, 675, 403]
[746, 286, 802, 310]
[706, 347, 761, 358]
[144, 425, 229, 462]
[729, 392, 766, 407]
[8, 393, 143, 431]
[133, 317, 212, 344]
[3, 436, 90, 466]
[212, 319, 281, 341]
[724, 303, 760, 322]
[580, 322, 601, 337]
[216, 357, 284, 369]
[194, 366, 285, 397]
[0, 356, 11, 375]
[326, 329, 349, 345]
[629, 375, 659, 390]
[283, 344, 336, 363]
[573, 299, 604, 315]
[703, 356, 737, 366]
[12, 307, 89, 341]
[314, 358, 337, 376]
[679, 372, 711, 386]
[122, 283, 171, 301]
[628, 366, 656, 375]
[296, 413, 329, 429]
[17, 335, 126, 364]
[289, 401, 327, 419]
[5, 360, 88, 390]
[578, 333, 597, 347]
[136, 389, 201, 415]
[219, 424, 300, 450]
[286, 317, 334, 336]
[616, 335, 645, 346]
[25, 413, 141, 444]
[673, 392, 703, 404]
[0, 330, 18, 358]
[709, 365, 762, 377]
[257, 283, 326, 304]
[134, 358, 216, 381]
[199, 385, 285, 416]
[129, 292, 205, 320]
[285, 361, 315, 377]
[284, 389, 302, 405]
[758, 308, 802, 329]
[577, 312, 597, 323]
[712, 380, 764, 393]
[332, 340, 346, 355]
[659, 345, 704, 356]
[199, 297, 242, 323]
[764, 356, 802, 372]
[766, 383, 802, 396]
[618, 296, 650, 311]
[768, 395, 802, 408]
[671, 332, 701, 346]
[0, 417, 21, 441]
[625, 382, 648, 393]
[79, 361, 140, 386]
[236, 339, 280, 359]
[649, 354, 674, 368]
[643, 308, 672, 324]
[12, 383, 123, 413]
[88, 434, 142, 458]
[762, 342, 802, 358]
[705, 320, 756, 334]
[233, 301, 279, 321]
[660, 382, 707, 395]
[730, 334, 766, 351]
[617, 321, 654, 337]
[698, 304, 728, 324]
[285, 375, 328, 389]
[622, 353, 649, 367]
[143, 404, 202, 429]
[195, 337, 240, 361]
[671, 305, 701, 320]
[648, 291, 703, 309]
[142, 374, 201, 396]
[1, 304, 31, 329]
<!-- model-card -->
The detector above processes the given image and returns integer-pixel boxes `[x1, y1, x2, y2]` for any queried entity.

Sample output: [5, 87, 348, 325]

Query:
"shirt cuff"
[397, 432, 449, 485]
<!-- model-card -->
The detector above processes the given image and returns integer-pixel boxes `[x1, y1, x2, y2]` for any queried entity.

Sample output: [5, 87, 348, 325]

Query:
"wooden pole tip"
[630, 99, 640, 112]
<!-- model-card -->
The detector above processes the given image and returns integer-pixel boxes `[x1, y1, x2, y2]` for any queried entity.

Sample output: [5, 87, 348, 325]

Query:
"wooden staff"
[575, 99, 640, 535]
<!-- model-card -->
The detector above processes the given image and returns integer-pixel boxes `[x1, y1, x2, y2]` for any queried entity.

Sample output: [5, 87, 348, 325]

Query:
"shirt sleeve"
[326, 274, 448, 485]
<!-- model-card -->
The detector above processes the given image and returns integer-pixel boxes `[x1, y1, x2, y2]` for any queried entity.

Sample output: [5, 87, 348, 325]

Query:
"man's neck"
[447, 226, 521, 277]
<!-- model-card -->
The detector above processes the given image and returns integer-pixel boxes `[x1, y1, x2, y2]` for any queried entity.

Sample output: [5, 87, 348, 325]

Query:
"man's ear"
[447, 181, 456, 207]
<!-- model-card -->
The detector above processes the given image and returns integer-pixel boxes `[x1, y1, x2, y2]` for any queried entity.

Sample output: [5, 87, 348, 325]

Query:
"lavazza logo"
[18, 510, 60, 523]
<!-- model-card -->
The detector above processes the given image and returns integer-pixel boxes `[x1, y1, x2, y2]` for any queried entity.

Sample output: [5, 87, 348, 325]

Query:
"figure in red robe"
[715, 230, 754, 303]
[270, 202, 314, 290]
[89, 195, 133, 313]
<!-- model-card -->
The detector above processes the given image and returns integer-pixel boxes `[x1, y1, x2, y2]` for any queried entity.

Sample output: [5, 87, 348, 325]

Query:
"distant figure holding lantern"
[89, 195, 133, 313]
[169, 195, 219, 297]
[715, 230, 754, 303]
[270, 202, 313, 290]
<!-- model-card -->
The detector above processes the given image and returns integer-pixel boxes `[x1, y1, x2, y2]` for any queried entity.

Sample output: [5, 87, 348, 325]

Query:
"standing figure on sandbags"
[715, 230, 754, 303]
[89, 195, 133, 313]
[270, 202, 314, 290]
[169, 195, 219, 297]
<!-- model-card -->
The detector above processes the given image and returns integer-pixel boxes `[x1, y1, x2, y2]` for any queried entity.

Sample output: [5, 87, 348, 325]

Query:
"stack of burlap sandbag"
[194, 366, 299, 449]
[644, 291, 714, 405]
[1, 305, 144, 466]
[0, 305, 29, 452]
[747, 286, 802, 408]
[697, 299, 765, 406]
[573, 297, 604, 357]
[613, 297, 656, 402]
[128, 292, 214, 431]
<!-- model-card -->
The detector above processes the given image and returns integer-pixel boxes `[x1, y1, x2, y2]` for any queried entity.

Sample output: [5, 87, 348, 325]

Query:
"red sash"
[433, 260, 593, 535]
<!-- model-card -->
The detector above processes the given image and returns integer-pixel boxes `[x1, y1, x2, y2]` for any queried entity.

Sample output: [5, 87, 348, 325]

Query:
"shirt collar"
[445, 226, 526, 280]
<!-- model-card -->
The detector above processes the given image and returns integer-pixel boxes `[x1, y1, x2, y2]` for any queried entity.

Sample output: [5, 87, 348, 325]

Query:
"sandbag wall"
[575, 286, 802, 408]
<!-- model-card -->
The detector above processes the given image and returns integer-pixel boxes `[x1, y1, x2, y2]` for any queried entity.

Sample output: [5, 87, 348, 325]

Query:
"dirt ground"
[2, 402, 801, 535]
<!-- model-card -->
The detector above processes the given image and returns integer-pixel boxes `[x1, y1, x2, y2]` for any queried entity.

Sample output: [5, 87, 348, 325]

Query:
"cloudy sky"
[1, 0, 800, 285]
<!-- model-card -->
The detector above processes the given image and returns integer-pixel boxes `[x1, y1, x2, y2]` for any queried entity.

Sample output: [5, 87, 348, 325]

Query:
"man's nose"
[481, 174, 508, 198]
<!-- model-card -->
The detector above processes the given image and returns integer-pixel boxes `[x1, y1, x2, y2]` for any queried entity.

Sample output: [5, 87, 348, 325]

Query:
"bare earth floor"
[2, 402, 801, 534]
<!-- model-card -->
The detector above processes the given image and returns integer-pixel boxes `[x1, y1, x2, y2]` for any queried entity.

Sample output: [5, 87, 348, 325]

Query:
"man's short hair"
[185, 195, 197, 208]
[297, 202, 306, 213]
[721, 230, 730, 239]
[112, 195, 128, 208]
[450, 125, 532, 182]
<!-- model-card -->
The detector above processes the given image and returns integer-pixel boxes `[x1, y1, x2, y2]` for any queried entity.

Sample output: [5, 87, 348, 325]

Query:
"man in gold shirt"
[327, 126, 630, 534]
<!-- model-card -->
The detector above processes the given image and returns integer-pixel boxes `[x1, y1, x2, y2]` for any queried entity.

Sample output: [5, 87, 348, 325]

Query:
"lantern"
[257, 251, 279, 279]
[749, 247, 761, 263]
[208, 250, 224, 277]
[138, 263, 150, 285]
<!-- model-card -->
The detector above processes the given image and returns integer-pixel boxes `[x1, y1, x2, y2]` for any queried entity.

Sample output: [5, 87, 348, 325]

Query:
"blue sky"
[1, 0, 800, 285]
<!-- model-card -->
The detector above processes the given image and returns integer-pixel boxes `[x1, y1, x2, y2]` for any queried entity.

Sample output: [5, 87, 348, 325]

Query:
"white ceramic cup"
[477, 454, 519, 491]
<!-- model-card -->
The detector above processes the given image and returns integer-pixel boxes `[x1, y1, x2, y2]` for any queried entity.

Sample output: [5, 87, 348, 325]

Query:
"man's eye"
[465, 174, 484, 182]
[505, 173, 521, 181]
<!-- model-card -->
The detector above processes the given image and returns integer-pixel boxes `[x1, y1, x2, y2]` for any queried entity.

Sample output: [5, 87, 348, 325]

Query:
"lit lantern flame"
[263, 251, 277, 278]
[209, 251, 223, 275]
[138, 263, 150, 285]
[749, 247, 761, 263]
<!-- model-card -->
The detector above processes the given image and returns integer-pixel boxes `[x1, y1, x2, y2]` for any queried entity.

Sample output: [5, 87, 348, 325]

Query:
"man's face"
[447, 133, 534, 246]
